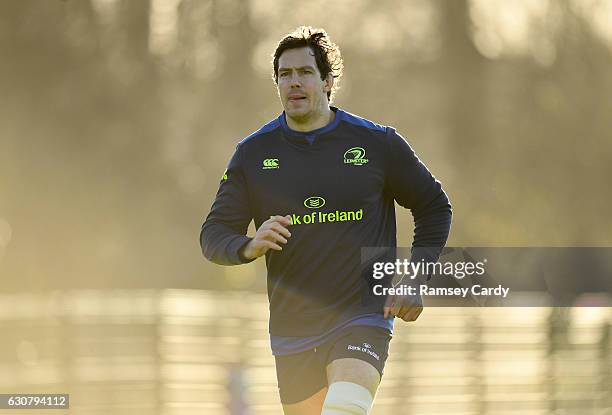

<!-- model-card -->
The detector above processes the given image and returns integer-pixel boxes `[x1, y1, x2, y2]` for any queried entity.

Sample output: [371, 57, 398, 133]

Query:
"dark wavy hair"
[272, 26, 343, 102]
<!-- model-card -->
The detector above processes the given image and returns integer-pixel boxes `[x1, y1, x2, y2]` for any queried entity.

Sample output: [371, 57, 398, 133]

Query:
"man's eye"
[279, 72, 289, 78]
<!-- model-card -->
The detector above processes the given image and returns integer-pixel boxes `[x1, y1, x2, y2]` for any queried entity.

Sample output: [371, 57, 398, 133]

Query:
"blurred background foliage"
[1, 0, 611, 292]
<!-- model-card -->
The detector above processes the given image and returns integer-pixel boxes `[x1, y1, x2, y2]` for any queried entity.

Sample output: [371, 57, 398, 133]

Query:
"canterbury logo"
[263, 158, 279, 169]
[304, 196, 326, 209]
[343, 147, 369, 165]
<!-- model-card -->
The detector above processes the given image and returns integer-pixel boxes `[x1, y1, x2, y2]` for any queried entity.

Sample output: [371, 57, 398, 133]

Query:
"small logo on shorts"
[347, 343, 380, 360]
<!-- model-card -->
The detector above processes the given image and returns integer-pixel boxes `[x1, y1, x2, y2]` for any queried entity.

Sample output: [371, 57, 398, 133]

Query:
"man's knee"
[321, 381, 373, 415]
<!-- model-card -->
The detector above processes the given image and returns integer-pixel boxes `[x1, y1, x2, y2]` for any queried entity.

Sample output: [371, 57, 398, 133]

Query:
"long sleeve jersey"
[200, 107, 452, 337]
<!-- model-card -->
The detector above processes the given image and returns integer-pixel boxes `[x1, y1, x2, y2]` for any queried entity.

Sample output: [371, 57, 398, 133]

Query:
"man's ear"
[324, 73, 334, 93]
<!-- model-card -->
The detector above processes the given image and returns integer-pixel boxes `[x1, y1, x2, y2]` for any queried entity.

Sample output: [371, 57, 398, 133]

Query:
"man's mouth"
[288, 95, 307, 102]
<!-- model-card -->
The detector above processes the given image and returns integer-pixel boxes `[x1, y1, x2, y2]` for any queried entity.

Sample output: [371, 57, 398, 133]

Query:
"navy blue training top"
[200, 107, 452, 337]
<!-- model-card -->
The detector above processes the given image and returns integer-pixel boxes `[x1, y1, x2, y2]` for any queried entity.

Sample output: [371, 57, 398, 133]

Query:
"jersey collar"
[279, 107, 343, 145]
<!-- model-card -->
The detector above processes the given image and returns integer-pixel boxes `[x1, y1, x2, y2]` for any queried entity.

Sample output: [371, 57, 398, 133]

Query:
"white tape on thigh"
[321, 381, 374, 415]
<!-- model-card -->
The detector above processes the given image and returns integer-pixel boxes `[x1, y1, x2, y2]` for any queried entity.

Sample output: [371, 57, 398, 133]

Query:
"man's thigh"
[281, 387, 327, 415]
[326, 358, 380, 398]
[325, 325, 392, 397]
[275, 347, 329, 413]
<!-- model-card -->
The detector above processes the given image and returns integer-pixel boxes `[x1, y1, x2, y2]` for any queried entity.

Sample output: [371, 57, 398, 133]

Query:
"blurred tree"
[439, 0, 486, 155]
[1, 0, 611, 292]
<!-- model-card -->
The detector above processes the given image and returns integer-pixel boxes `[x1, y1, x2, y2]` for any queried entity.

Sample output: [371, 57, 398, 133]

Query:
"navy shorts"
[274, 325, 392, 404]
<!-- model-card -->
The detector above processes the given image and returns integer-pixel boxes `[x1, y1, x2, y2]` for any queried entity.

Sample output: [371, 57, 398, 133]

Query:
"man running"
[200, 26, 452, 415]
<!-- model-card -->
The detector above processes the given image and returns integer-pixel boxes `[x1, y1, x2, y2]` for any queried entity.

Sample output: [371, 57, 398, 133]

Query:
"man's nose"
[290, 72, 301, 86]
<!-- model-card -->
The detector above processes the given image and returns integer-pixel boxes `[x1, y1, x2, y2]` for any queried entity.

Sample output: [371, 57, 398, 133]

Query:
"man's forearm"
[200, 221, 254, 265]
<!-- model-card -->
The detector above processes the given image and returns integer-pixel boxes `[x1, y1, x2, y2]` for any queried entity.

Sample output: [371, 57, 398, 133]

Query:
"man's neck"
[286, 107, 335, 133]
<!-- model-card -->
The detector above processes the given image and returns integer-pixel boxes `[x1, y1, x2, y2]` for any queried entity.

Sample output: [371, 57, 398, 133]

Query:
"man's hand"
[240, 215, 292, 260]
[384, 285, 423, 322]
